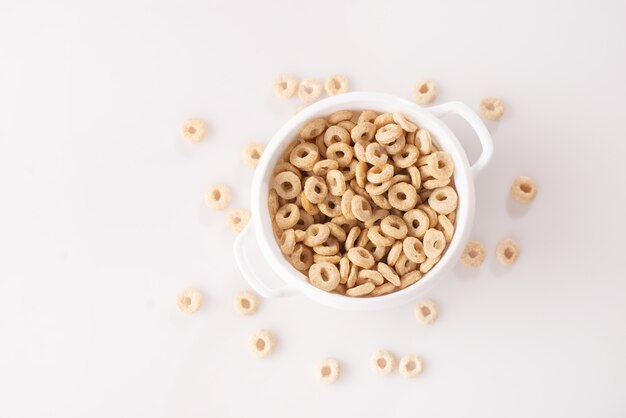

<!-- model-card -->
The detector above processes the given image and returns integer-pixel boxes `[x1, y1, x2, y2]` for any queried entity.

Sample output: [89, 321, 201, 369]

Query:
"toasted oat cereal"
[511, 176, 537, 203]
[308, 262, 340, 291]
[415, 299, 437, 325]
[273, 74, 298, 98]
[496, 238, 520, 265]
[460, 240, 485, 267]
[315, 357, 340, 383]
[242, 142, 265, 168]
[181, 118, 207, 142]
[298, 78, 322, 103]
[176, 288, 203, 313]
[233, 291, 259, 316]
[226, 208, 251, 233]
[371, 350, 396, 375]
[399, 354, 424, 378]
[412, 80, 437, 104]
[204, 184, 231, 210]
[249, 329, 275, 358]
[324, 75, 350, 96]
[479, 96, 505, 120]
[345, 281, 375, 297]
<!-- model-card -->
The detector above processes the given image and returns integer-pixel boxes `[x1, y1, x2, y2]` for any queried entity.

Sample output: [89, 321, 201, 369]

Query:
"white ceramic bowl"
[234, 92, 493, 311]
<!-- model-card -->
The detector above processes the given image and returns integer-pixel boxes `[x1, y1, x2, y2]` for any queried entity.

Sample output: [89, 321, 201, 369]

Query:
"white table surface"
[1, 1, 625, 417]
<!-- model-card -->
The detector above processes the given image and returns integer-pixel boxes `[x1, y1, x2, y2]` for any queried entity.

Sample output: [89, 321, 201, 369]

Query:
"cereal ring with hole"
[346, 281, 375, 297]
[318, 194, 342, 217]
[428, 186, 458, 215]
[279, 229, 297, 255]
[298, 78, 322, 103]
[337, 121, 356, 132]
[415, 299, 437, 325]
[355, 161, 368, 188]
[368, 226, 394, 247]
[290, 244, 313, 271]
[346, 264, 359, 288]
[273, 161, 302, 179]
[303, 176, 328, 204]
[327, 110, 353, 124]
[383, 133, 406, 156]
[511, 176, 537, 203]
[308, 262, 340, 291]
[399, 354, 423, 378]
[388, 182, 418, 211]
[358, 269, 384, 286]
[403, 209, 430, 238]
[326, 169, 346, 197]
[323, 125, 350, 146]
[326, 143, 354, 167]
[233, 291, 259, 316]
[316, 358, 340, 384]
[423, 178, 450, 190]
[205, 184, 231, 210]
[367, 164, 394, 184]
[395, 253, 418, 276]
[437, 214, 454, 243]
[339, 256, 350, 283]
[340, 160, 358, 181]
[460, 240, 485, 267]
[268, 189, 279, 217]
[353, 140, 368, 162]
[365, 209, 390, 228]
[351, 195, 373, 222]
[304, 223, 331, 247]
[377, 262, 400, 286]
[479, 96, 505, 120]
[374, 112, 394, 128]
[407, 166, 422, 190]
[300, 192, 319, 216]
[313, 254, 341, 264]
[392, 112, 418, 132]
[415, 129, 432, 155]
[313, 159, 339, 176]
[176, 288, 203, 313]
[420, 255, 440, 273]
[386, 241, 403, 266]
[412, 79, 437, 104]
[392, 144, 419, 168]
[249, 329, 275, 358]
[290, 142, 320, 170]
[371, 350, 396, 375]
[227, 209, 251, 233]
[418, 204, 438, 227]
[314, 237, 340, 256]
[242, 142, 265, 168]
[496, 238, 519, 265]
[294, 209, 313, 230]
[371, 244, 387, 261]
[423, 228, 446, 259]
[347, 247, 375, 269]
[428, 151, 455, 179]
[365, 143, 388, 167]
[402, 236, 426, 263]
[381, 215, 408, 240]
[370, 193, 392, 210]
[357, 110, 379, 124]
[370, 282, 396, 296]
[351, 122, 377, 142]
[365, 180, 392, 196]
[181, 118, 207, 142]
[345, 226, 361, 251]
[275, 203, 300, 229]
[340, 189, 355, 220]
[400, 270, 422, 289]
[273, 74, 298, 98]
[331, 215, 358, 233]
[375, 123, 403, 145]
[356, 228, 370, 248]
[324, 75, 349, 96]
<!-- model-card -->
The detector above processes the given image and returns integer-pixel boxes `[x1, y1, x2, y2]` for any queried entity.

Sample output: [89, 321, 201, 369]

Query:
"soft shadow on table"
[505, 195, 533, 219]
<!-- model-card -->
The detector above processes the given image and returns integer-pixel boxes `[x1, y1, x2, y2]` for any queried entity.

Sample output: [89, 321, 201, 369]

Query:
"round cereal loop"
[428, 186, 458, 215]
[273, 161, 302, 178]
[367, 164, 394, 184]
[323, 125, 350, 146]
[365, 143, 388, 167]
[181, 118, 207, 142]
[383, 133, 406, 156]
[327, 223, 347, 243]
[427, 151, 455, 179]
[344, 226, 361, 251]
[418, 203, 439, 227]
[291, 244, 313, 271]
[403, 209, 430, 238]
[437, 214, 454, 243]
[242, 142, 265, 168]
[358, 269, 384, 286]
[325, 143, 354, 167]
[420, 255, 440, 274]
[373, 112, 393, 128]
[479, 96, 505, 120]
[371, 350, 396, 375]
[400, 270, 422, 289]
[415, 299, 437, 325]
[370, 193, 392, 210]
[176, 288, 203, 313]
[402, 236, 427, 264]
[388, 182, 418, 211]
[326, 169, 347, 197]
[412, 79, 437, 104]
[303, 176, 328, 204]
[233, 291, 259, 316]
[351, 122, 377, 142]
[327, 110, 353, 125]
[386, 241, 403, 266]
[226, 209, 251, 233]
[279, 228, 297, 255]
[406, 166, 421, 191]
[272, 171, 302, 200]
[392, 112, 418, 132]
[365, 180, 392, 196]
[347, 247, 375, 269]
[395, 253, 418, 276]
[319, 194, 342, 217]
[337, 121, 355, 132]
[350, 195, 373, 222]
[346, 264, 358, 288]
[304, 223, 331, 247]
[381, 215, 408, 240]
[460, 240, 485, 267]
[204, 184, 231, 211]
[423, 228, 446, 259]
[370, 282, 396, 296]
[308, 262, 340, 291]
[353, 140, 368, 163]
[313, 159, 339, 176]
[316, 357, 340, 384]
[324, 74, 350, 96]
[357, 110, 379, 124]
[346, 281, 375, 297]
[399, 354, 424, 378]
[376, 262, 400, 286]
[275, 203, 300, 229]
[314, 237, 340, 256]
[300, 192, 319, 216]
[415, 129, 432, 155]
[496, 238, 520, 265]
[290, 142, 320, 170]
[367, 226, 394, 247]
[298, 78, 322, 103]
[339, 256, 350, 283]
[273, 74, 298, 98]
[375, 123, 403, 145]
[249, 329, 275, 358]
[340, 189, 355, 220]
[300, 118, 328, 140]
[511, 176, 537, 203]
[392, 144, 419, 168]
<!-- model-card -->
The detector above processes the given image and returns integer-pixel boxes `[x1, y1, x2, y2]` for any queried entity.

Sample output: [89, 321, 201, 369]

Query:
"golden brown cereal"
[355, 161, 368, 188]
[395, 253, 418, 276]
[414, 129, 432, 155]
[392, 144, 419, 169]
[350, 195, 373, 222]
[399, 354, 424, 378]
[403, 236, 427, 264]
[316, 358, 340, 384]
[346, 264, 358, 288]
[365, 143, 388, 167]
[367, 164, 394, 184]
[407, 166, 422, 190]
[314, 237, 340, 256]
[340, 160, 358, 181]
[437, 214, 454, 243]
[496, 238, 520, 265]
[381, 215, 408, 240]
[383, 133, 406, 155]
[479, 96, 505, 120]
[324, 75, 350, 96]
[460, 240, 485, 267]
[428, 152, 455, 179]
[273, 74, 298, 98]
[233, 291, 259, 316]
[319, 194, 342, 217]
[290, 142, 320, 170]
[242, 142, 265, 168]
[357, 110, 379, 124]
[295, 208, 314, 230]
[275, 203, 300, 229]
[358, 269, 384, 286]
[313, 254, 341, 264]
[428, 186, 458, 215]
[392, 112, 418, 132]
[345, 226, 361, 250]
[268, 189, 280, 217]
[313, 159, 339, 176]
[300, 192, 319, 216]
[423, 228, 446, 259]
[326, 143, 354, 167]
[373, 112, 393, 128]
[226, 209, 251, 233]
[339, 256, 350, 283]
[294, 229, 306, 242]
[370, 282, 397, 296]
[204, 184, 231, 211]
[337, 120, 356, 132]
[249, 329, 275, 358]
[176, 288, 203, 313]
[340, 189, 356, 220]
[291, 244, 314, 271]
[388, 182, 419, 211]
[300, 118, 327, 140]
[326, 169, 347, 197]
[367, 226, 394, 247]
[371, 350, 396, 375]
[351, 122, 377, 142]
[279, 229, 297, 255]
[423, 177, 450, 190]
[298, 78, 322, 103]
[327, 110, 353, 124]
[308, 262, 340, 291]
[386, 241, 403, 266]
[347, 247, 375, 269]
[323, 125, 350, 146]
[511, 176, 537, 203]
[415, 299, 437, 325]
[418, 203, 438, 227]
[346, 281, 375, 296]
[370, 193, 392, 209]
[181, 118, 207, 142]
[420, 255, 440, 274]
[400, 270, 422, 289]
[304, 223, 331, 247]
[355, 228, 370, 248]
[303, 176, 328, 204]
[412, 79, 437, 104]
[375, 123, 403, 144]
[377, 262, 401, 286]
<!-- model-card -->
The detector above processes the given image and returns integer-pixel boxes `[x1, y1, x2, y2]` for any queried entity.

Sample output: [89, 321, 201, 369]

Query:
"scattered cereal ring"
[415, 299, 437, 325]
[495, 238, 520, 265]
[412, 79, 437, 104]
[460, 240, 485, 267]
[308, 262, 340, 291]
[399, 354, 424, 378]
[511, 176, 537, 203]
[249, 329, 275, 358]
[226, 208, 251, 233]
[273, 74, 298, 98]
[371, 350, 396, 375]
[176, 288, 203, 313]
[345, 281, 375, 297]
[479, 96, 505, 120]
[233, 290, 259, 316]
[316, 357, 340, 383]
[204, 184, 231, 210]
[298, 78, 322, 103]
[181, 118, 207, 142]
[242, 142, 265, 168]
[324, 75, 349, 96]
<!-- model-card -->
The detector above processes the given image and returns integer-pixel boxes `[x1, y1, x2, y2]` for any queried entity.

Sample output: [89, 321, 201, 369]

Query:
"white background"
[1, 0, 625, 417]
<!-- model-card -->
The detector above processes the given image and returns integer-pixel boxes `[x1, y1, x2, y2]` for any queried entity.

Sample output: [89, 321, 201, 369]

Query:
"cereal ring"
[331, 215, 358, 234]
[290, 142, 320, 170]
[511, 176, 537, 203]
[365, 143, 388, 167]
[412, 79, 437, 104]
[418, 204, 438, 227]
[392, 144, 419, 168]
[324, 75, 349, 96]
[392, 112, 418, 132]
[400, 270, 422, 289]
[415, 129, 432, 155]
[273, 161, 302, 178]
[313, 159, 339, 176]
[242, 142, 265, 168]
[356, 228, 370, 248]
[300, 192, 319, 216]
[460, 240, 485, 267]
[350, 195, 373, 222]
[381, 215, 408, 240]
[325, 169, 346, 197]
[340, 189, 355, 220]
[303, 175, 328, 204]
[315, 134, 327, 158]
[402, 237, 426, 264]
[181, 118, 207, 142]
[313, 254, 342, 264]
[428, 186, 458, 215]
[268, 189, 279, 217]
[176, 288, 203, 313]
[367, 164, 394, 184]
[340, 160, 358, 181]
[272, 172, 302, 201]
[399, 354, 423, 378]
[353, 140, 368, 162]
[204, 184, 231, 210]
[318, 194, 342, 217]
[290, 244, 313, 271]
[275, 203, 300, 229]
[300, 118, 327, 140]
[345, 281, 375, 297]
[437, 214, 454, 243]
[314, 237, 340, 256]
[327, 110, 353, 124]
[273, 74, 298, 98]
[298, 78, 322, 103]
[406, 130, 416, 145]
[420, 255, 440, 274]
[337, 120, 356, 131]
[377, 262, 401, 286]
[351, 122, 377, 142]
[495, 238, 520, 265]
[249, 329, 275, 358]
[355, 161, 368, 188]
[395, 253, 418, 276]
[323, 125, 350, 146]
[339, 256, 350, 283]
[357, 110, 379, 124]
[423, 177, 450, 190]
[415, 299, 437, 325]
[365, 180, 392, 196]
[308, 262, 340, 291]
[316, 358, 340, 384]
[404, 167, 421, 192]
[370, 193, 392, 210]
[388, 182, 418, 211]
[427, 151, 455, 179]
[226, 208, 251, 233]
[386, 241, 403, 266]
[347, 247, 375, 269]
[423, 228, 446, 259]
[371, 244, 387, 261]
[326, 143, 354, 167]
[304, 223, 331, 247]
[375, 123, 403, 145]
[346, 264, 358, 288]
[345, 226, 361, 251]
[402, 209, 429, 239]
[358, 269, 384, 286]
[479, 96, 505, 120]
[374, 112, 394, 128]
[233, 291, 259, 316]
[368, 225, 394, 247]
[364, 209, 389, 228]
[383, 133, 406, 156]
[370, 282, 397, 296]
[371, 350, 396, 375]
[279, 228, 297, 255]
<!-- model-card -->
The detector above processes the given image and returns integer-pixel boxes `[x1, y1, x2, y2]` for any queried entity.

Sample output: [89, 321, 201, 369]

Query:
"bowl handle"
[426, 101, 494, 176]
[233, 222, 291, 298]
